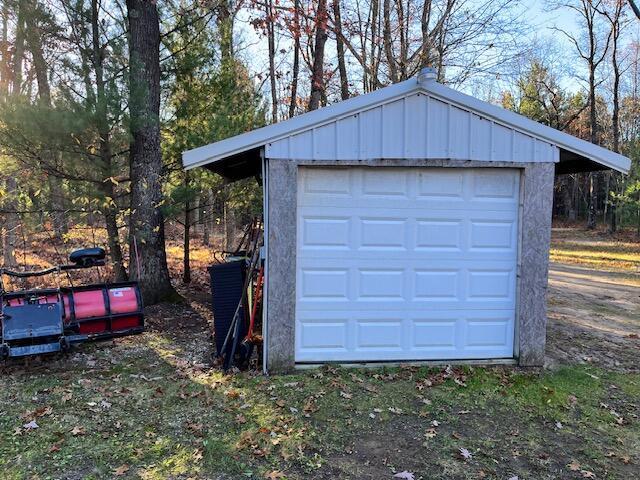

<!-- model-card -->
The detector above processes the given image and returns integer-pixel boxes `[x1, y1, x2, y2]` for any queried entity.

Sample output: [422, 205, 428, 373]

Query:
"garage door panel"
[297, 259, 516, 310]
[296, 312, 514, 361]
[296, 167, 519, 362]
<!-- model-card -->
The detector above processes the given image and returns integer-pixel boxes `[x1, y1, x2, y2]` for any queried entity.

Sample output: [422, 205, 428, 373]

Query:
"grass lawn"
[550, 227, 640, 276]
[0, 331, 638, 479]
[1, 227, 638, 479]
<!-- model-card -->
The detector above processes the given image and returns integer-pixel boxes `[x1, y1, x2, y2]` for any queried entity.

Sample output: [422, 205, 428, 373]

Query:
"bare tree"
[628, 0, 640, 19]
[308, 0, 328, 110]
[332, 0, 349, 100]
[552, 0, 612, 229]
[127, 0, 177, 303]
[289, 0, 301, 117]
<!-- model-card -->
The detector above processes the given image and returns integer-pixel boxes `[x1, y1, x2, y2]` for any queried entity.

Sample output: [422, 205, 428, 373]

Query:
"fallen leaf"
[264, 470, 285, 479]
[23, 420, 39, 431]
[580, 470, 596, 479]
[459, 447, 472, 460]
[49, 444, 61, 453]
[568, 460, 581, 471]
[424, 428, 438, 439]
[340, 391, 352, 399]
[393, 471, 415, 480]
[71, 426, 86, 436]
[113, 464, 129, 476]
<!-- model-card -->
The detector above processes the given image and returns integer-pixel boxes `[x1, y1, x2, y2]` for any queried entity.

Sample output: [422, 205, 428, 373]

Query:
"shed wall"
[265, 159, 555, 373]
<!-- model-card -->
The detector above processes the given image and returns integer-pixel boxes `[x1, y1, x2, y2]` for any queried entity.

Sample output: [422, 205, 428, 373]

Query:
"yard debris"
[113, 464, 130, 476]
[458, 447, 472, 460]
[264, 471, 285, 479]
[568, 460, 581, 471]
[70, 425, 86, 436]
[23, 420, 39, 431]
[393, 471, 414, 480]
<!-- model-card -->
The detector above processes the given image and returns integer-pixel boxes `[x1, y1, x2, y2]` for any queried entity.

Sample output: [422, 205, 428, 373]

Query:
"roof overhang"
[183, 77, 631, 178]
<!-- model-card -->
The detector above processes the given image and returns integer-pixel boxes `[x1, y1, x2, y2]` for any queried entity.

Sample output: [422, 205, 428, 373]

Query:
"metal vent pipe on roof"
[418, 67, 437, 85]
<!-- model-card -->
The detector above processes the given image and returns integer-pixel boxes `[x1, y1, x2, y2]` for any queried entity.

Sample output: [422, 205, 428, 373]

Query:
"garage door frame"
[263, 158, 555, 373]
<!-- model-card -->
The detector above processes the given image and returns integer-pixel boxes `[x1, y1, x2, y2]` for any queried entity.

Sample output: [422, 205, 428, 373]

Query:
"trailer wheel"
[0, 344, 9, 360]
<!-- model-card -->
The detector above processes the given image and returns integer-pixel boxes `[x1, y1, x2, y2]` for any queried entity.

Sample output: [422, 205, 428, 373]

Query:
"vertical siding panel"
[471, 115, 491, 161]
[493, 124, 512, 161]
[266, 138, 288, 158]
[337, 115, 359, 159]
[290, 130, 313, 159]
[360, 106, 383, 159]
[404, 94, 427, 158]
[313, 123, 336, 160]
[427, 97, 448, 157]
[382, 99, 405, 158]
[447, 104, 452, 157]
[450, 106, 470, 159]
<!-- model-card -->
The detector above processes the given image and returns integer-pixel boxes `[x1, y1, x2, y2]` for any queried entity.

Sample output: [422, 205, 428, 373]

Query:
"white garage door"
[295, 167, 520, 363]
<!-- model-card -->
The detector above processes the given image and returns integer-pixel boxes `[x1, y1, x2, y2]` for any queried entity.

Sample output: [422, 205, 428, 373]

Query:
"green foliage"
[161, 3, 266, 227]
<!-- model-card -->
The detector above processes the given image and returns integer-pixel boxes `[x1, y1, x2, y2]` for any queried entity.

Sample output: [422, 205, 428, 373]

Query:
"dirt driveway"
[546, 262, 640, 372]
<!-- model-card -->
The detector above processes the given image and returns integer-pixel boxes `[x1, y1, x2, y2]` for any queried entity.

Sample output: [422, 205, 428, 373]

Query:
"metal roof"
[183, 74, 631, 175]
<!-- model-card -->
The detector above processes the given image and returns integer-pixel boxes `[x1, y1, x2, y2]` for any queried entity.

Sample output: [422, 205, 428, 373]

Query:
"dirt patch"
[546, 262, 640, 372]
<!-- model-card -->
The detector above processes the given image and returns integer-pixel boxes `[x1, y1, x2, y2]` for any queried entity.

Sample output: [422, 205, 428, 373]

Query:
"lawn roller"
[0, 247, 144, 359]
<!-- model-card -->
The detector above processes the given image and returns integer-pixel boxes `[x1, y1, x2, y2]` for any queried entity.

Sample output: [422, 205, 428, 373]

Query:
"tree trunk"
[183, 175, 191, 284]
[289, 0, 301, 118]
[126, 0, 177, 304]
[224, 200, 235, 251]
[332, 0, 349, 100]
[90, 0, 126, 280]
[25, 0, 68, 238]
[266, 0, 278, 122]
[382, 0, 397, 83]
[308, 0, 328, 111]
[48, 174, 68, 237]
[202, 189, 212, 246]
[2, 176, 18, 267]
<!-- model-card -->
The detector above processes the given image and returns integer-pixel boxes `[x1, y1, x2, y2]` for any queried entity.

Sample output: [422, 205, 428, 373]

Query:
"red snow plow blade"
[0, 248, 144, 359]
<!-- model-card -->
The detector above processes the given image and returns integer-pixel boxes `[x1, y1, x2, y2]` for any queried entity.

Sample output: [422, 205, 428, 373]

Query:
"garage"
[182, 67, 631, 373]
[296, 167, 519, 362]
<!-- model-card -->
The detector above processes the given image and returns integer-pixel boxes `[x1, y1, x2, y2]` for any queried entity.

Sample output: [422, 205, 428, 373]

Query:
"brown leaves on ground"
[264, 471, 286, 479]
[70, 425, 86, 436]
[416, 366, 468, 390]
[113, 464, 130, 476]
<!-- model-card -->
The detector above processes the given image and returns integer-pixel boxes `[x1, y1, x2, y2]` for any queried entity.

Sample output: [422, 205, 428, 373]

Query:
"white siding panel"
[267, 137, 289, 158]
[265, 93, 560, 162]
[289, 130, 313, 159]
[359, 106, 383, 159]
[382, 99, 405, 158]
[493, 124, 513, 161]
[513, 132, 534, 162]
[470, 115, 491, 161]
[404, 94, 428, 157]
[337, 115, 359, 159]
[428, 97, 449, 158]
[313, 123, 336, 159]
[450, 107, 471, 159]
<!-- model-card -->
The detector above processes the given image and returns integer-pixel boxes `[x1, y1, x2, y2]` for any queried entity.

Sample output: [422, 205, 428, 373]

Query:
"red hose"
[245, 265, 264, 342]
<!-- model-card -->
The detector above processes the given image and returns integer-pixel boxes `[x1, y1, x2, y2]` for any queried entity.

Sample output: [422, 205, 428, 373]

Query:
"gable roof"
[182, 74, 631, 174]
